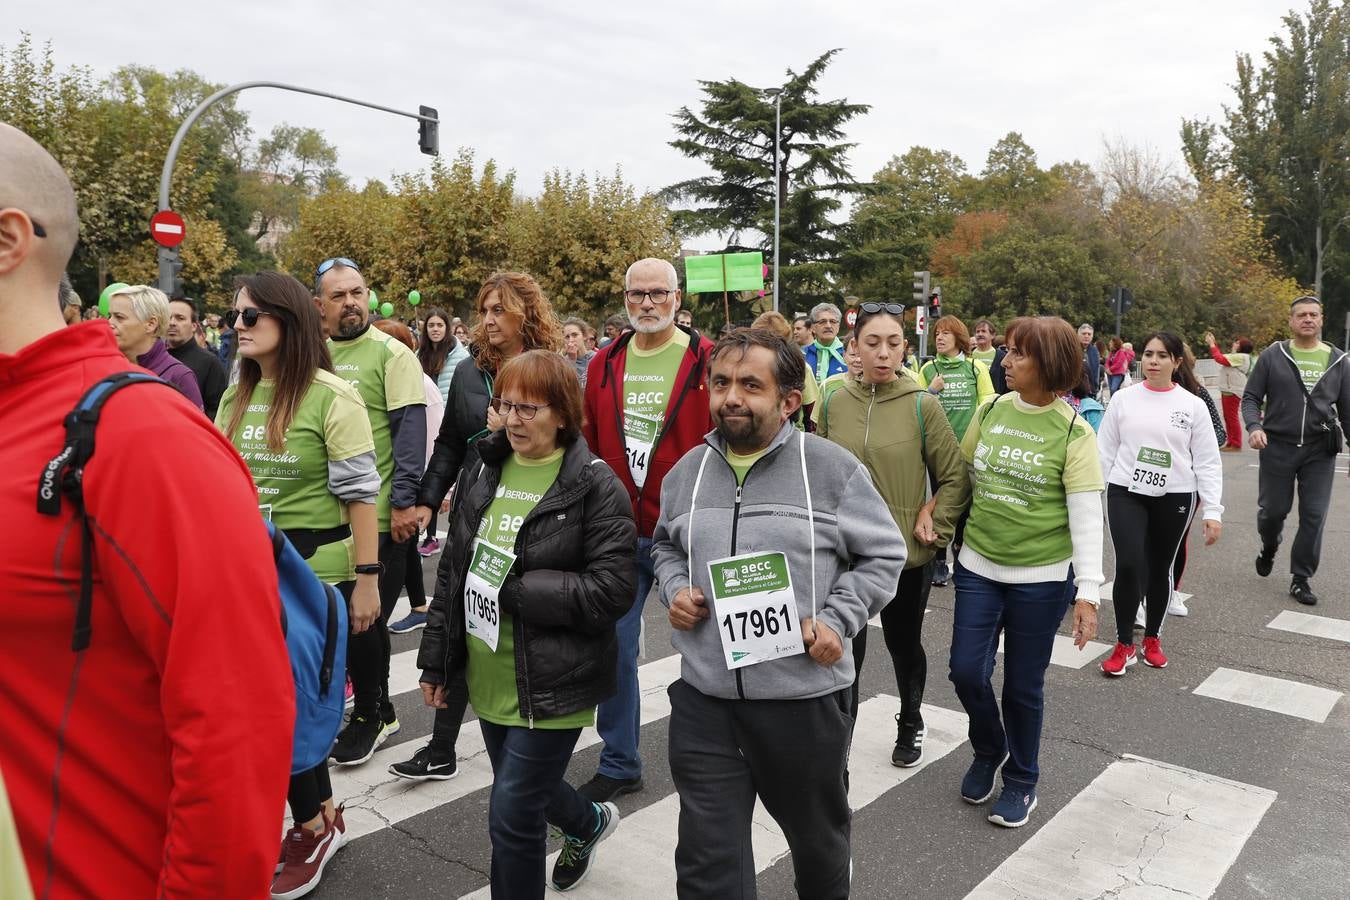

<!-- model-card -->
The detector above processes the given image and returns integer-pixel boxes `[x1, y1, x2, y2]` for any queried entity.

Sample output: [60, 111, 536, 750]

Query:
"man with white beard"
[575, 258, 715, 803]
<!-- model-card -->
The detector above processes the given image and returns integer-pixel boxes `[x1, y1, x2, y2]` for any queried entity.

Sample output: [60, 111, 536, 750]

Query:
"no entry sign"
[150, 210, 186, 248]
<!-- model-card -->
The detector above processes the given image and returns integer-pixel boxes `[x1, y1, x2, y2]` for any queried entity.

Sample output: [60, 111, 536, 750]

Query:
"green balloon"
[98, 282, 129, 317]
[368, 289, 379, 311]
[408, 290, 421, 306]
[380, 302, 394, 317]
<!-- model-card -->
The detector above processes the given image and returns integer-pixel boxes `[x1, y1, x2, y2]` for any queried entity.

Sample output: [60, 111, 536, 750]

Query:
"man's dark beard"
[716, 407, 775, 454]
[338, 308, 366, 338]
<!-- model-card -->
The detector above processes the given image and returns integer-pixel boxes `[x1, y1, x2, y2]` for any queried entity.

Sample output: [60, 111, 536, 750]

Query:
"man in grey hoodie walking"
[1242, 296, 1350, 606]
[653, 329, 906, 898]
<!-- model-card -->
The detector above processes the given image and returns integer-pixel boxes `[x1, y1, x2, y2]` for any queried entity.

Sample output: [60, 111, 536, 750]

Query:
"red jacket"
[0, 322, 293, 899]
[583, 326, 714, 536]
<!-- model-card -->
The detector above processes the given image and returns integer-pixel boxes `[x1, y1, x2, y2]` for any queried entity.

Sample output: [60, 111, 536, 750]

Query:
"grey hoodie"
[1241, 341, 1350, 446]
[652, 421, 907, 701]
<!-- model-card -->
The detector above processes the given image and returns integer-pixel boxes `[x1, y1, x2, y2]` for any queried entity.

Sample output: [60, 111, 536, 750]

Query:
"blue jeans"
[948, 562, 1070, 790]
[594, 536, 654, 779]
[1108, 373, 1124, 394]
[480, 720, 596, 900]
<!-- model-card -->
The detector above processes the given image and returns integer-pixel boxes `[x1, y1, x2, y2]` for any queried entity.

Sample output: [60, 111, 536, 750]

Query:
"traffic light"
[418, 105, 439, 156]
[912, 271, 930, 306]
[930, 286, 941, 316]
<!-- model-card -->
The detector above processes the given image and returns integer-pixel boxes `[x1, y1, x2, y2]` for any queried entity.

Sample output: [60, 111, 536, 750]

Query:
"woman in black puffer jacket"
[418, 351, 636, 898]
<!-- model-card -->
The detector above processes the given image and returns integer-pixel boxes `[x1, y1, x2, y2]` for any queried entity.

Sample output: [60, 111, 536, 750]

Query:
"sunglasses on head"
[315, 257, 361, 279]
[857, 302, 905, 316]
[224, 307, 274, 329]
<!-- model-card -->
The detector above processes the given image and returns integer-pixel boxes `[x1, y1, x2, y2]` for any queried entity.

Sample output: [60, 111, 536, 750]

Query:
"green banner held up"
[684, 252, 764, 293]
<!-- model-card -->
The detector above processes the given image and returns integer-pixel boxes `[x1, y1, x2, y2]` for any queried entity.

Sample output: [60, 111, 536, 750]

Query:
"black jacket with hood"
[1241, 341, 1350, 448]
[417, 429, 638, 723]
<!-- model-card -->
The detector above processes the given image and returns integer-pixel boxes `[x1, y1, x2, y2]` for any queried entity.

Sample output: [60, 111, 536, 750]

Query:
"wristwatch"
[354, 562, 385, 576]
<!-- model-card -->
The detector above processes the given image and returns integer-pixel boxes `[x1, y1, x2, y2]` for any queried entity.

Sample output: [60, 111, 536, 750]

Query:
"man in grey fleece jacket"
[653, 329, 905, 899]
[1241, 296, 1350, 606]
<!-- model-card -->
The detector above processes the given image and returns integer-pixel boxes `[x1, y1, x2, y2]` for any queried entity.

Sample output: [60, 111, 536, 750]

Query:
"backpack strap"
[915, 392, 926, 458]
[36, 373, 175, 651]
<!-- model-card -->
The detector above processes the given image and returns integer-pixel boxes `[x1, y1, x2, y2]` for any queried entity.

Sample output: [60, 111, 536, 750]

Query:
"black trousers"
[402, 536, 427, 611]
[1257, 438, 1338, 579]
[851, 561, 933, 726]
[668, 678, 853, 900]
[348, 532, 412, 720]
[1106, 486, 1195, 644]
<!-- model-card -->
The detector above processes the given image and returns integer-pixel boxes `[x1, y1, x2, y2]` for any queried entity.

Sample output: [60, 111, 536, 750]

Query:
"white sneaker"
[1168, 593, 1189, 617]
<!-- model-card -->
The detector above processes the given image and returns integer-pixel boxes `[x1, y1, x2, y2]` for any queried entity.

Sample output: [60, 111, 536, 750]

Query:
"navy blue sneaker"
[960, 751, 1009, 804]
[988, 784, 1038, 828]
[550, 801, 619, 891]
[389, 609, 428, 634]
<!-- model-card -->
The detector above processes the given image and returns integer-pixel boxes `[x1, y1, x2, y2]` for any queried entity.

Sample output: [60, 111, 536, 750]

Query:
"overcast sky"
[15, 1, 1288, 249]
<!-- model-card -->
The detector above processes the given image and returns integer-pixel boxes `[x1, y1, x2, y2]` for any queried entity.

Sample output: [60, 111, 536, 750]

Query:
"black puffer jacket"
[418, 354, 495, 508]
[418, 429, 638, 722]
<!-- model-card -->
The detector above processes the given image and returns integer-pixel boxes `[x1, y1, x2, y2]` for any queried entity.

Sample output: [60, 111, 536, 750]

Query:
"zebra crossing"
[311, 585, 1347, 899]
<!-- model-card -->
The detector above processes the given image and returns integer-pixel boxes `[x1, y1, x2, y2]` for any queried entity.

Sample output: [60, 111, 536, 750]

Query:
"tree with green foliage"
[1183, 0, 1350, 330]
[664, 49, 869, 311]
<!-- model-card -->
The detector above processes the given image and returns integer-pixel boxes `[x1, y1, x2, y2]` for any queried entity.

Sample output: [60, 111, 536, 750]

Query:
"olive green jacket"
[817, 375, 970, 569]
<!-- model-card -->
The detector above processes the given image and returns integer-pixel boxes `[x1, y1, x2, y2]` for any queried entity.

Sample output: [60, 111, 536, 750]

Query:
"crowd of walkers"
[4, 121, 1350, 900]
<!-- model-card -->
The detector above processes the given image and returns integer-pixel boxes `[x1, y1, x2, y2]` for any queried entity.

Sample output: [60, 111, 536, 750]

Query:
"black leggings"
[1106, 486, 1196, 644]
[850, 560, 934, 725]
[287, 578, 353, 823]
[348, 533, 412, 720]
[403, 536, 427, 611]
[429, 670, 471, 754]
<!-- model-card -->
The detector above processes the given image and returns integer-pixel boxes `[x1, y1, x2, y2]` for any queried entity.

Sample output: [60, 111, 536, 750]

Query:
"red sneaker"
[1141, 636, 1168, 668]
[1101, 642, 1136, 676]
[271, 822, 343, 900]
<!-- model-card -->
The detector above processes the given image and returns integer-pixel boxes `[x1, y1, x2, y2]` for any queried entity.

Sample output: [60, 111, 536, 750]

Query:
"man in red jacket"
[578, 257, 714, 803]
[0, 123, 294, 898]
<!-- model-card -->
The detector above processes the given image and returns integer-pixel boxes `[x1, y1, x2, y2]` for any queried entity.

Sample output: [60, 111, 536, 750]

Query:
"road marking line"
[964, 754, 1276, 899]
[994, 633, 1110, 669]
[458, 697, 970, 899]
[331, 653, 686, 842]
[1267, 610, 1350, 644]
[1193, 667, 1343, 723]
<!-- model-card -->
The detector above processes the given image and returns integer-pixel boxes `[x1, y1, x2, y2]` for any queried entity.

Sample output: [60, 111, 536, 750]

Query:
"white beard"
[629, 308, 676, 334]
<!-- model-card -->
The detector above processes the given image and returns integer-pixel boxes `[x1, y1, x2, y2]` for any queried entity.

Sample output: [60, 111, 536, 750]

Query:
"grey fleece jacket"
[652, 421, 907, 701]
[1241, 341, 1350, 446]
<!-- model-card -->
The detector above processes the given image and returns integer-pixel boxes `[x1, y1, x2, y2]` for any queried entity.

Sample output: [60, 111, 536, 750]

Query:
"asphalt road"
[318, 448, 1349, 899]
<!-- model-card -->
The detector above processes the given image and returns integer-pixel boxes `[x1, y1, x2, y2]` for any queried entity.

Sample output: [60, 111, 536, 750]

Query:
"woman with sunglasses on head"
[1097, 332, 1223, 674]
[215, 272, 381, 899]
[418, 350, 635, 896]
[392, 273, 564, 782]
[949, 316, 1104, 829]
[817, 302, 970, 767]
[917, 315, 996, 588]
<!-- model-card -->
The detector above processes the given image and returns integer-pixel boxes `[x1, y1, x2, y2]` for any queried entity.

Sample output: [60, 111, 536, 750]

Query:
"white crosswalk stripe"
[1192, 666, 1343, 723]
[965, 755, 1276, 899]
[1267, 609, 1350, 644]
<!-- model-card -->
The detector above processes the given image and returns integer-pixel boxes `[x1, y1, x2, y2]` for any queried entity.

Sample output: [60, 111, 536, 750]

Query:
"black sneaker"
[329, 714, 387, 766]
[576, 772, 643, 803]
[1255, 546, 1276, 577]
[931, 560, 951, 587]
[550, 802, 619, 892]
[891, 714, 925, 768]
[388, 744, 458, 781]
[1290, 577, 1319, 606]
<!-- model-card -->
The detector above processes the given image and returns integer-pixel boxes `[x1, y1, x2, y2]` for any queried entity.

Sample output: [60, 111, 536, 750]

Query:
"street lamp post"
[155, 81, 439, 296]
[772, 90, 781, 313]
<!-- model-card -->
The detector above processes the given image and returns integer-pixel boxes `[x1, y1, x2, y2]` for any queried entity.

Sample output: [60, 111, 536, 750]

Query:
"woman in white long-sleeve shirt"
[1097, 331, 1223, 676]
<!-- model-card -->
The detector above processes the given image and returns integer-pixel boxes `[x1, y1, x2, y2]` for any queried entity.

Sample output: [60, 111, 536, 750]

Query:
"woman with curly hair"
[392, 272, 562, 782]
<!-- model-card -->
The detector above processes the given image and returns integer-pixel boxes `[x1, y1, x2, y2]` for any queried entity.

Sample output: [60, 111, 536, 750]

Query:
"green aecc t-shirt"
[217, 370, 375, 583]
[961, 395, 1103, 567]
[466, 448, 593, 729]
[328, 325, 426, 531]
[1290, 343, 1331, 391]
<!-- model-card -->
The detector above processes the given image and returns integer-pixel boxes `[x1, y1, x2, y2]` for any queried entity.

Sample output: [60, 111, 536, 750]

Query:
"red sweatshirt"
[583, 327, 714, 537]
[0, 322, 293, 899]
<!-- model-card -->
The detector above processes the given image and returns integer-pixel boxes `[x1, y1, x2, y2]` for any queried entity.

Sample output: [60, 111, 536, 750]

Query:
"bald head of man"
[0, 123, 80, 352]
